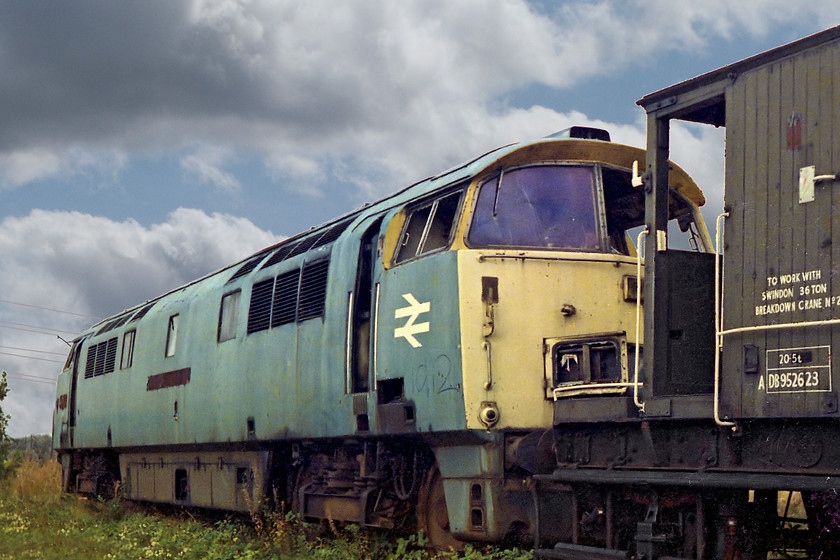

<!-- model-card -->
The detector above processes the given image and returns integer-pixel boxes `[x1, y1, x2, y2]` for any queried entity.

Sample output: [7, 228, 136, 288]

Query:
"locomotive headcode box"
[718, 30, 840, 419]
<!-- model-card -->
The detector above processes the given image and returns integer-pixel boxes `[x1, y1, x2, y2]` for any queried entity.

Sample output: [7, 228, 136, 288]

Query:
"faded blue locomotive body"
[54, 129, 711, 546]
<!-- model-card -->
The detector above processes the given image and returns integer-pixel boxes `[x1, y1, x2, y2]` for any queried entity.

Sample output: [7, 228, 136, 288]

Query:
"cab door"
[349, 215, 384, 395]
[347, 215, 386, 433]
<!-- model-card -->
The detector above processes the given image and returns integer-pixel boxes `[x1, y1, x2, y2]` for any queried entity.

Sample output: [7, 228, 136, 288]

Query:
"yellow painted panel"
[457, 250, 642, 430]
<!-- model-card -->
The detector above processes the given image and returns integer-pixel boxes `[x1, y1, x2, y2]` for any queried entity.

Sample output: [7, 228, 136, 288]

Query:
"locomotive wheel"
[417, 468, 464, 550]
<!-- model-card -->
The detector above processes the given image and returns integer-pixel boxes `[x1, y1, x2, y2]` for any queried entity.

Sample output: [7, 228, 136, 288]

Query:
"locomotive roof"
[77, 135, 703, 339]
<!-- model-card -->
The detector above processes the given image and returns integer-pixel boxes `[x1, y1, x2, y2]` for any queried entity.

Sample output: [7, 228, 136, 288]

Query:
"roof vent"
[545, 126, 610, 142]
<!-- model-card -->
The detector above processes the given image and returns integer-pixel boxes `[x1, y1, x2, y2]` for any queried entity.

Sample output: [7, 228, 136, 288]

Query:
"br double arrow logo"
[394, 293, 431, 348]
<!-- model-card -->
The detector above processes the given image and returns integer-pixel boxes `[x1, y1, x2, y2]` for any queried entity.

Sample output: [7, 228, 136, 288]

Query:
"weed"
[0, 458, 535, 559]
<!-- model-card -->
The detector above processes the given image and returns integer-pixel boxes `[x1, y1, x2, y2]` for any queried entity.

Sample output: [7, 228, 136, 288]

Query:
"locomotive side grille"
[286, 236, 320, 260]
[129, 302, 155, 323]
[247, 278, 274, 334]
[298, 259, 329, 321]
[260, 218, 352, 272]
[104, 338, 118, 374]
[272, 269, 300, 327]
[247, 258, 330, 335]
[261, 244, 298, 270]
[85, 345, 96, 379]
[85, 337, 119, 379]
[229, 250, 272, 283]
[312, 218, 353, 248]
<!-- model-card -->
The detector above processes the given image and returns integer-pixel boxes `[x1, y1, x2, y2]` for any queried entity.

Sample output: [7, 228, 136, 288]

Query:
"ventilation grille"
[95, 312, 134, 336]
[247, 278, 274, 334]
[298, 260, 330, 321]
[314, 218, 353, 248]
[84, 337, 118, 379]
[272, 269, 300, 327]
[129, 302, 155, 323]
[247, 258, 330, 335]
[228, 249, 272, 283]
[260, 218, 353, 271]
[261, 244, 299, 270]
[286, 236, 321, 260]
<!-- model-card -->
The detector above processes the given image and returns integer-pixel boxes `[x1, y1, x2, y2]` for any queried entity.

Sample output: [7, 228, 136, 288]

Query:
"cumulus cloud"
[181, 152, 242, 193]
[0, 0, 836, 197]
[0, 208, 277, 436]
[1, 1, 838, 437]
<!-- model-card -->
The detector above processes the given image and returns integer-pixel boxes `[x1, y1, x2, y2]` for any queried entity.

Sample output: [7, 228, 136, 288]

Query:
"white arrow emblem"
[394, 293, 430, 348]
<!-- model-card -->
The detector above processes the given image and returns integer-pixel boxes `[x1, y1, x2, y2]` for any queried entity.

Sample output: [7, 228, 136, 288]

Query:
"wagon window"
[468, 165, 599, 250]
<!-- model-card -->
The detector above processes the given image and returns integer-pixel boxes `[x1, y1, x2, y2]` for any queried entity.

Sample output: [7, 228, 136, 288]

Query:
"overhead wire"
[0, 345, 66, 356]
[0, 298, 100, 320]
[0, 320, 78, 336]
[3, 371, 57, 385]
[0, 351, 63, 364]
[0, 299, 89, 391]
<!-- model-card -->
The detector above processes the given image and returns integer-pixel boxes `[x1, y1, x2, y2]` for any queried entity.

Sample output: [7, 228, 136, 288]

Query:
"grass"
[0, 458, 533, 560]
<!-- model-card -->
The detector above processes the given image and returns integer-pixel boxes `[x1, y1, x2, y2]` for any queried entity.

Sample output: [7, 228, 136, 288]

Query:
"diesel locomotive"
[54, 26, 840, 559]
[51, 125, 710, 547]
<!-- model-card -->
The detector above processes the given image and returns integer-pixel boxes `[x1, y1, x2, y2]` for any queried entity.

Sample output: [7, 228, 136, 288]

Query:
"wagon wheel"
[417, 468, 464, 550]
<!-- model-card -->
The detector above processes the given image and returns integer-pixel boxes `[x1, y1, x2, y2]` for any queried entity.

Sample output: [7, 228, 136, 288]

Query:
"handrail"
[713, 212, 736, 429]
[633, 228, 647, 413]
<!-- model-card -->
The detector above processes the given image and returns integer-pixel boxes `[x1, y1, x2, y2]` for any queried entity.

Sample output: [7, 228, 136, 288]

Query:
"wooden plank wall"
[721, 39, 840, 418]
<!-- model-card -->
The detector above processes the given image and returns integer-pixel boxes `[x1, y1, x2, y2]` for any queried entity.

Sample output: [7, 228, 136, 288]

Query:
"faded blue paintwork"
[54, 139, 518, 451]
[377, 250, 465, 431]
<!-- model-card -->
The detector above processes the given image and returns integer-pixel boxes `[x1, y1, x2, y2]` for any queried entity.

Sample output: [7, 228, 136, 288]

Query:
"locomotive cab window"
[165, 314, 179, 357]
[468, 163, 706, 254]
[218, 290, 241, 342]
[468, 165, 599, 250]
[601, 165, 705, 254]
[120, 329, 136, 369]
[395, 189, 464, 264]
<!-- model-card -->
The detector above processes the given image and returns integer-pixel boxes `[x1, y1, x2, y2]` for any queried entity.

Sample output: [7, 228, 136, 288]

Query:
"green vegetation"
[10, 434, 54, 463]
[0, 371, 11, 481]
[0, 458, 533, 560]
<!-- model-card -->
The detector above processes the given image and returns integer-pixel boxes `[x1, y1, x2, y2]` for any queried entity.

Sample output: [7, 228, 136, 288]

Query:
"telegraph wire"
[0, 351, 63, 364]
[0, 299, 100, 320]
[2, 371, 57, 385]
[0, 321, 79, 337]
[4, 371, 56, 382]
[0, 345, 66, 356]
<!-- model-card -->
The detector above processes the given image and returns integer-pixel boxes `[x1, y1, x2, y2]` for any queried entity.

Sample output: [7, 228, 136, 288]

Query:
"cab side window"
[395, 189, 464, 264]
[165, 314, 179, 357]
[218, 290, 241, 342]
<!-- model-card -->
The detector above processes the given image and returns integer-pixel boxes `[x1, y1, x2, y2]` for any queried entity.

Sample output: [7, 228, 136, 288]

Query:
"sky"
[2, 0, 839, 438]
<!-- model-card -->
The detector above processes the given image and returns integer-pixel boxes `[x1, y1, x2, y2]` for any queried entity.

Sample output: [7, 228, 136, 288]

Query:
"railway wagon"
[534, 26, 840, 560]
[52, 127, 710, 547]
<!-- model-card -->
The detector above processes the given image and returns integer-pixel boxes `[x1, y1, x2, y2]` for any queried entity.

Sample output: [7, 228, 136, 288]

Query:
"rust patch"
[787, 113, 802, 151]
[147, 368, 191, 391]
[57, 394, 67, 410]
